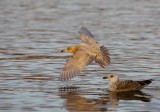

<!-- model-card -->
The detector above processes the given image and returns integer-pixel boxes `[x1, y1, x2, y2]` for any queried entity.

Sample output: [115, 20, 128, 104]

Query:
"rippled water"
[0, 0, 160, 111]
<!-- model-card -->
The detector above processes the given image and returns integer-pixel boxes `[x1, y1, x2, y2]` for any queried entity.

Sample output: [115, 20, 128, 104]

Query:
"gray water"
[0, 0, 160, 112]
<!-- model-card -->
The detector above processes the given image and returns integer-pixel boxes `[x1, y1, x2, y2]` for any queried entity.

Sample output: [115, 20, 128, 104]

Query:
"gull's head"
[61, 46, 78, 54]
[103, 74, 119, 82]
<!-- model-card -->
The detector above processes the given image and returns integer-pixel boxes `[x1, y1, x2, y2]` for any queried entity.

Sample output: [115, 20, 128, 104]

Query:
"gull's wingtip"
[143, 79, 153, 85]
[78, 26, 94, 38]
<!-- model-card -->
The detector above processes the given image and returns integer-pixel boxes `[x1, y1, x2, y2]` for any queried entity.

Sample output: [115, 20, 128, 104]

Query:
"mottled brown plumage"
[103, 74, 153, 92]
[59, 27, 110, 81]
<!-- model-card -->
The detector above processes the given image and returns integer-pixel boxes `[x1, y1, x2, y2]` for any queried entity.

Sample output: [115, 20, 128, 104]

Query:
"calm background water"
[0, 0, 160, 112]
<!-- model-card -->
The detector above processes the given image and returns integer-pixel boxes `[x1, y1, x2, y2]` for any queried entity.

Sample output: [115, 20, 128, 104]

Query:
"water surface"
[0, 0, 160, 111]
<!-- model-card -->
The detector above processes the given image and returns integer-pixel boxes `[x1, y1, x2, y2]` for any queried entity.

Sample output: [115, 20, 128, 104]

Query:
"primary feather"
[59, 51, 94, 81]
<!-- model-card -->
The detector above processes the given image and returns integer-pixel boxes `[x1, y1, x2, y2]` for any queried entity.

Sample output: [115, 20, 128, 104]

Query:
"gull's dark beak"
[103, 76, 108, 79]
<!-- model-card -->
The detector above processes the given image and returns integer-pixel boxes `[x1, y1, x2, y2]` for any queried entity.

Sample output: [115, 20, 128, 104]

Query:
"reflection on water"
[59, 87, 107, 111]
[59, 87, 151, 111]
[0, 0, 160, 111]
[101, 91, 151, 103]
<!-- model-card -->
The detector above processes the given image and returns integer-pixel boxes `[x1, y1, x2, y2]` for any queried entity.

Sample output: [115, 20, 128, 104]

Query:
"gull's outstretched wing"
[95, 46, 110, 68]
[59, 51, 94, 81]
[78, 26, 98, 44]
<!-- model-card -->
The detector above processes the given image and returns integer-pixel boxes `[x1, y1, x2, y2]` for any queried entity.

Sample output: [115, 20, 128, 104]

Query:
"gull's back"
[109, 79, 153, 92]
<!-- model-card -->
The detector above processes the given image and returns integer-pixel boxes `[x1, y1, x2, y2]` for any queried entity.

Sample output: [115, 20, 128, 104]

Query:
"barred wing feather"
[95, 46, 110, 68]
[59, 51, 94, 81]
[78, 26, 98, 44]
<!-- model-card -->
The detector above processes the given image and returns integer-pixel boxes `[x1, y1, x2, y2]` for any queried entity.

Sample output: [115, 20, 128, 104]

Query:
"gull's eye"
[110, 75, 113, 78]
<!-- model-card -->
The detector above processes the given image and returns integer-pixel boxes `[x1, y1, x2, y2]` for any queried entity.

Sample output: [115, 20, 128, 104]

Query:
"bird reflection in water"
[59, 86, 108, 111]
[100, 90, 151, 103]
[59, 86, 151, 111]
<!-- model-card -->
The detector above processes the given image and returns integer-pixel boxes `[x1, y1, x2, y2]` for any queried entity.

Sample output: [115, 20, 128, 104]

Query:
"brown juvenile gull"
[59, 26, 110, 81]
[103, 74, 153, 92]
